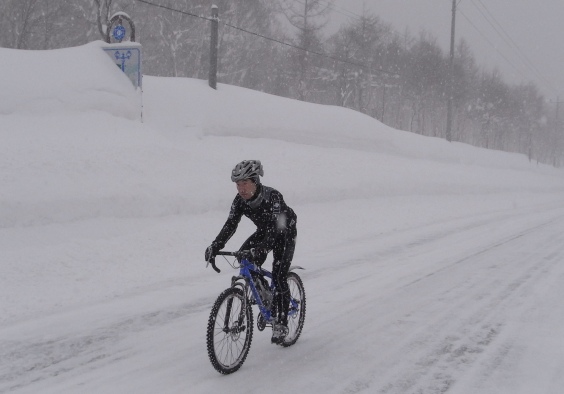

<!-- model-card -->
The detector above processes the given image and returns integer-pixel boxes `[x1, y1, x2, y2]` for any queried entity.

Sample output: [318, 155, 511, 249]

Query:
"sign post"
[100, 12, 143, 119]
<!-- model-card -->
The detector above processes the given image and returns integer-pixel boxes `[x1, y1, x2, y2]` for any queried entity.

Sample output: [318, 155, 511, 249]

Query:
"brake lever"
[207, 257, 221, 273]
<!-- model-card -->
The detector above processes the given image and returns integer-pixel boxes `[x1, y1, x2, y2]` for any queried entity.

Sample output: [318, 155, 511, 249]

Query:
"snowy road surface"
[2, 43, 564, 394]
[2, 198, 563, 394]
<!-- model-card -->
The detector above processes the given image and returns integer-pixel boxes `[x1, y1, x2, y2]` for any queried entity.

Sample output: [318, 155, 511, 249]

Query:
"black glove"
[205, 242, 220, 262]
[250, 247, 267, 261]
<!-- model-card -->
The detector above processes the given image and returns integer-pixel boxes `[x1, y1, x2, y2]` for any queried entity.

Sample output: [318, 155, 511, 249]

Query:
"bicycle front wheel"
[281, 271, 306, 347]
[206, 287, 253, 374]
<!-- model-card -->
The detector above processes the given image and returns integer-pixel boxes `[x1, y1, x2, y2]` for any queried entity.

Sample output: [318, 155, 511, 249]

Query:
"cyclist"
[205, 160, 297, 344]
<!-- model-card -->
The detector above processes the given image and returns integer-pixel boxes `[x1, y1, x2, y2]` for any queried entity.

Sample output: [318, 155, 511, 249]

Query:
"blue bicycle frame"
[238, 258, 275, 321]
[212, 251, 300, 322]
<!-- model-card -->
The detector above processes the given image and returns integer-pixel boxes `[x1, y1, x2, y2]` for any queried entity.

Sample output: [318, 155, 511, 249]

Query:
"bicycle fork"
[223, 279, 248, 335]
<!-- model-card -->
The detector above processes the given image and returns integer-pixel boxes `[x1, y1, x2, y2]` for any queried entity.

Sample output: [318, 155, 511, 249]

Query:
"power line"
[316, 0, 364, 21]
[293, 0, 364, 23]
[323, 0, 557, 97]
[135, 0, 212, 22]
[221, 23, 398, 76]
[133, 0, 400, 78]
[457, 7, 538, 86]
[469, 0, 556, 95]
[476, 0, 542, 77]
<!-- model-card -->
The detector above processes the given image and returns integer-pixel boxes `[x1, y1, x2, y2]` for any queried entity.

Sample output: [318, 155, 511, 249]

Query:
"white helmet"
[231, 160, 264, 182]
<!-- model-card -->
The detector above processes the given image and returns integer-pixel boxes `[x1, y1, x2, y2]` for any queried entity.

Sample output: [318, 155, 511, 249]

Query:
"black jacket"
[213, 184, 296, 250]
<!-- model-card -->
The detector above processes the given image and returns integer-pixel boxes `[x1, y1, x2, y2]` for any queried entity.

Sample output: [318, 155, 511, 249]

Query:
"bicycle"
[206, 250, 306, 374]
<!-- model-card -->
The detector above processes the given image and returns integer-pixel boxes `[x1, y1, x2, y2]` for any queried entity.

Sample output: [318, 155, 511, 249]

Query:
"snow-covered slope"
[1, 41, 561, 229]
[1, 42, 564, 394]
[0, 41, 140, 118]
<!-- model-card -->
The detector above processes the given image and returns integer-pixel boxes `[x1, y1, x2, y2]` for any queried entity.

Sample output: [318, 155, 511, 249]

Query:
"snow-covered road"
[2, 198, 563, 394]
[2, 43, 564, 394]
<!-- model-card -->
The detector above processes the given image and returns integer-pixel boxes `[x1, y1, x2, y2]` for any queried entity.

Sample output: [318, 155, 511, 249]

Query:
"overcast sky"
[328, 0, 564, 105]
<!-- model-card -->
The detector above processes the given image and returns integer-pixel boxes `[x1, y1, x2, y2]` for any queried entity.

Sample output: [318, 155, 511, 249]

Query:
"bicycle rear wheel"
[206, 287, 253, 374]
[281, 272, 306, 347]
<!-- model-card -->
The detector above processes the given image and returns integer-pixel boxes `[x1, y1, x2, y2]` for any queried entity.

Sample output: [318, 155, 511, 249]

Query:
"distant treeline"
[1, 0, 561, 166]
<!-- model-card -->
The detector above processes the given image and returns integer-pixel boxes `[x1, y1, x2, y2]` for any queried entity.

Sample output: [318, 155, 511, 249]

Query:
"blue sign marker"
[113, 25, 126, 42]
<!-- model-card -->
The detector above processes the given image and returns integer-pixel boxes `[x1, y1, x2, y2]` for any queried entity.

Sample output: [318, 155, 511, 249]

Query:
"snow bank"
[0, 41, 140, 119]
[0, 42, 563, 230]
[2, 42, 564, 394]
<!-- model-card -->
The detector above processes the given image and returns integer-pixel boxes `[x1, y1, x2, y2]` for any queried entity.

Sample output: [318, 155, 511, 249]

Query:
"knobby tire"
[280, 271, 306, 347]
[206, 287, 253, 374]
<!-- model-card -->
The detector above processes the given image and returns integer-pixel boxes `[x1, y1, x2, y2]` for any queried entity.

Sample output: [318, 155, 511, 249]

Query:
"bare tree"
[0, 0, 559, 165]
[277, 0, 333, 100]
[92, 0, 115, 39]
[0, 0, 41, 49]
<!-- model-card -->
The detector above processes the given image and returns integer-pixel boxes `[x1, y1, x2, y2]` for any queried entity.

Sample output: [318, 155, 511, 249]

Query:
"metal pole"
[446, 0, 456, 142]
[556, 96, 560, 131]
[382, 84, 387, 123]
[209, 5, 219, 89]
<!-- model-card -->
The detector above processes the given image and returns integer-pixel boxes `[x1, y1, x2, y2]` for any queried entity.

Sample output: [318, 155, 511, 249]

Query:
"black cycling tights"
[240, 230, 297, 324]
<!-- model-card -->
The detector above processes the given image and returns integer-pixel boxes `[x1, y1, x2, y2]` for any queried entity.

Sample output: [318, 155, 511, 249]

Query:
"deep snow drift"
[1, 42, 564, 394]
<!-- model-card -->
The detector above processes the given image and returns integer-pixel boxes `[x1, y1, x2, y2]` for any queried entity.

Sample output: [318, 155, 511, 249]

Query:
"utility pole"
[299, 0, 309, 101]
[550, 96, 563, 132]
[556, 97, 562, 167]
[382, 84, 387, 123]
[548, 96, 564, 167]
[446, 0, 456, 142]
[209, 5, 219, 90]
[556, 96, 561, 130]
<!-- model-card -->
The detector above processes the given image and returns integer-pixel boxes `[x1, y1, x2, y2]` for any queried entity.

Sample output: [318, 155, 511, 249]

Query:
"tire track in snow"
[0, 296, 212, 393]
[337, 214, 564, 393]
[248, 206, 564, 393]
[304, 200, 564, 285]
